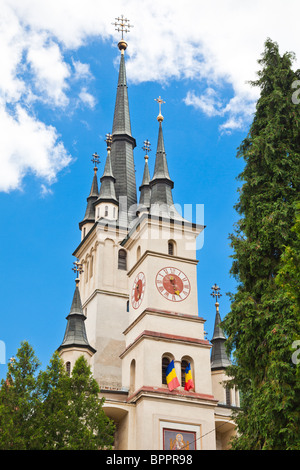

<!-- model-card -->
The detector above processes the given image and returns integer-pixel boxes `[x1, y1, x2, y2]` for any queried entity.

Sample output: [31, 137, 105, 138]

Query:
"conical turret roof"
[58, 279, 96, 354]
[210, 302, 231, 370]
[79, 167, 99, 229]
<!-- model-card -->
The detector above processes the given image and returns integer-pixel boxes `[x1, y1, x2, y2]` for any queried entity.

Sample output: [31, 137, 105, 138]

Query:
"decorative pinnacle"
[211, 283, 222, 311]
[72, 260, 84, 283]
[154, 96, 165, 122]
[112, 15, 133, 52]
[91, 152, 100, 171]
[142, 139, 151, 160]
[105, 133, 113, 151]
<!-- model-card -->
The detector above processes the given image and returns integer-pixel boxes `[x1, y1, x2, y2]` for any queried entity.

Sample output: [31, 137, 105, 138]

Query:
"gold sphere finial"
[118, 39, 127, 53]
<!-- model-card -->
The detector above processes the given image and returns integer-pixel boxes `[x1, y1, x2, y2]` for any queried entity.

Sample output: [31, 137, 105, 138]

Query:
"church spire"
[79, 152, 99, 231]
[110, 16, 137, 220]
[58, 262, 96, 355]
[96, 134, 118, 205]
[210, 284, 231, 370]
[138, 140, 151, 212]
[150, 97, 175, 211]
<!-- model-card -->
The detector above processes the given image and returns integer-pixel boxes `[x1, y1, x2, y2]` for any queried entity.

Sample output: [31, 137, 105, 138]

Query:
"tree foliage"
[222, 39, 300, 450]
[0, 342, 115, 450]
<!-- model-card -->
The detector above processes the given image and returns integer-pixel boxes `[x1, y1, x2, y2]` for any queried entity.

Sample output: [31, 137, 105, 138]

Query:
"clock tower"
[58, 18, 237, 450]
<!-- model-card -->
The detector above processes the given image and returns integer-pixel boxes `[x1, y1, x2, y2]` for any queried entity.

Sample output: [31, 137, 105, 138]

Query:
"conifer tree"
[223, 39, 300, 450]
[0, 343, 115, 450]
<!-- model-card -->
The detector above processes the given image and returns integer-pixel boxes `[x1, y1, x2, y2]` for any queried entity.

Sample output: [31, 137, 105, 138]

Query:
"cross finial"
[211, 283, 222, 312]
[142, 139, 151, 160]
[112, 15, 133, 52]
[91, 152, 100, 171]
[154, 96, 165, 122]
[105, 133, 113, 151]
[211, 283, 222, 301]
[72, 260, 84, 283]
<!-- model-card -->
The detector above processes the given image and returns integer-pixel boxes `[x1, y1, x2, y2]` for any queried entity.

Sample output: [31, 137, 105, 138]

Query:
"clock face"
[155, 267, 191, 302]
[131, 272, 146, 309]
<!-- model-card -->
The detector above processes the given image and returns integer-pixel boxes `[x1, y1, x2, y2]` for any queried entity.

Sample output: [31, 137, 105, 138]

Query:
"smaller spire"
[58, 262, 96, 354]
[96, 134, 118, 206]
[79, 152, 100, 230]
[210, 284, 231, 370]
[150, 98, 175, 212]
[139, 140, 151, 211]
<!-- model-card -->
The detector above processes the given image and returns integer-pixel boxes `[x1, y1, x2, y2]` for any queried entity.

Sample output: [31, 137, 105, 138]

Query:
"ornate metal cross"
[105, 133, 113, 150]
[211, 283, 222, 301]
[142, 139, 151, 157]
[91, 152, 100, 168]
[72, 260, 84, 277]
[112, 15, 133, 39]
[154, 96, 165, 116]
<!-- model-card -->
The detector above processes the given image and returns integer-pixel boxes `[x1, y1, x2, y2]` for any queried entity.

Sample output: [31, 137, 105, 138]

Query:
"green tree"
[60, 356, 115, 450]
[0, 341, 41, 449]
[223, 39, 300, 450]
[0, 343, 115, 450]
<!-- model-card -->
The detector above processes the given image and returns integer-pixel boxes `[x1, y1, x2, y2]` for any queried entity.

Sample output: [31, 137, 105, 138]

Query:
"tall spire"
[150, 97, 175, 210]
[110, 16, 137, 221]
[210, 284, 231, 370]
[58, 262, 96, 355]
[138, 140, 151, 212]
[79, 153, 99, 230]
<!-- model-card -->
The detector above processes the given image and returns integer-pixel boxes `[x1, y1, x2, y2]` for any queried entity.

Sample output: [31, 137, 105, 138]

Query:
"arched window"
[137, 245, 141, 261]
[226, 386, 231, 406]
[90, 255, 93, 278]
[85, 261, 89, 283]
[162, 357, 170, 385]
[126, 300, 129, 312]
[105, 205, 108, 217]
[130, 359, 136, 394]
[66, 361, 71, 376]
[168, 240, 175, 256]
[118, 249, 127, 270]
[181, 359, 189, 387]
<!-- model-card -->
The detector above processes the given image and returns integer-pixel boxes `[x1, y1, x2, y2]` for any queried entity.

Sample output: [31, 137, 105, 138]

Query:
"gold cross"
[154, 96, 166, 117]
[142, 139, 151, 154]
[211, 283, 222, 300]
[91, 152, 100, 169]
[72, 260, 84, 277]
[112, 15, 133, 39]
[105, 133, 113, 150]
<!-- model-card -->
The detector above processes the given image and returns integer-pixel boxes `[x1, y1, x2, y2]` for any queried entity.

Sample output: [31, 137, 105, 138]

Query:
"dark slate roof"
[96, 150, 118, 205]
[210, 305, 231, 370]
[149, 120, 178, 217]
[58, 281, 96, 354]
[110, 50, 137, 219]
[79, 170, 99, 229]
[138, 157, 151, 211]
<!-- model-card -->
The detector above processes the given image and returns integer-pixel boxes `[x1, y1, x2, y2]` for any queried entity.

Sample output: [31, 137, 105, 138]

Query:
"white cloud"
[0, 103, 71, 192]
[72, 59, 93, 81]
[78, 87, 96, 108]
[27, 37, 71, 107]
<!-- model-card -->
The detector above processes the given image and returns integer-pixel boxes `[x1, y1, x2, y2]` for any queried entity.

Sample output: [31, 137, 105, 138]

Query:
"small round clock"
[131, 272, 146, 309]
[155, 267, 191, 302]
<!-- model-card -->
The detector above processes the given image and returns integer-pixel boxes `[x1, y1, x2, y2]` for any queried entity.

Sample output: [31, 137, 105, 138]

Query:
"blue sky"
[1, 0, 300, 380]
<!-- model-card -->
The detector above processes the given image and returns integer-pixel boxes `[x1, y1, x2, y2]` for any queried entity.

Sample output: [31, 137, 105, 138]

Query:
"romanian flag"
[184, 363, 194, 391]
[166, 360, 180, 391]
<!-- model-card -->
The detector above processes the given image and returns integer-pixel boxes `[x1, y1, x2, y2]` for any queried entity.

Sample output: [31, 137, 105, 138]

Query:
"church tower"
[58, 17, 237, 450]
